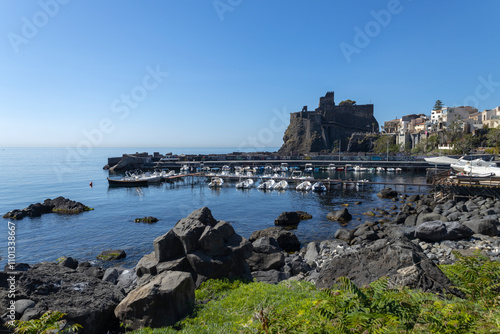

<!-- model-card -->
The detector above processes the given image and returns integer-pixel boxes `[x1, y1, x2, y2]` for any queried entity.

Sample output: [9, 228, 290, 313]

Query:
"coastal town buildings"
[382, 105, 500, 151]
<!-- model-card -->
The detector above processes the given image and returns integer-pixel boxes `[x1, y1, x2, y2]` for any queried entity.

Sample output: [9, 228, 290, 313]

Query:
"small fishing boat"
[258, 179, 276, 190]
[273, 180, 289, 190]
[107, 170, 160, 186]
[311, 182, 327, 192]
[296, 181, 312, 191]
[208, 177, 224, 187]
[107, 177, 149, 187]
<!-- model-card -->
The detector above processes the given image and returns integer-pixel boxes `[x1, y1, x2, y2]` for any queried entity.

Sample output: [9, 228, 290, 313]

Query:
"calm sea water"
[0, 147, 428, 268]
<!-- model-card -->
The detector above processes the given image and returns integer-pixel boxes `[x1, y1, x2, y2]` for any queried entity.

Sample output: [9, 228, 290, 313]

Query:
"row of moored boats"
[208, 177, 368, 191]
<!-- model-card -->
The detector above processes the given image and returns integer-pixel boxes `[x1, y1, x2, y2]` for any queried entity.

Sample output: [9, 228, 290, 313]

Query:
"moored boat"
[311, 182, 327, 192]
[208, 177, 224, 187]
[273, 180, 289, 190]
[296, 181, 312, 191]
[257, 179, 276, 190]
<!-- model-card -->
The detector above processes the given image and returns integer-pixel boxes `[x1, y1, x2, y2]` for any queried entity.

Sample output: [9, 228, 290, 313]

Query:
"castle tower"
[319, 91, 335, 108]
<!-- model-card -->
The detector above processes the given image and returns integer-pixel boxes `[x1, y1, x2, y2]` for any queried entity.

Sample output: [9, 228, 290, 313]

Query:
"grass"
[8, 252, 500, 333]
[132, 251, 500, 334]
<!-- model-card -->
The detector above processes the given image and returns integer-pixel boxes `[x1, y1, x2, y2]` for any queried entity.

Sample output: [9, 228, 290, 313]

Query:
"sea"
[0, 147, 429, 268]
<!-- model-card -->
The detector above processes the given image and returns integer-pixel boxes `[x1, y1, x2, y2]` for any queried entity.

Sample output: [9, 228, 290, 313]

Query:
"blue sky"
[1, 0, 499, 148]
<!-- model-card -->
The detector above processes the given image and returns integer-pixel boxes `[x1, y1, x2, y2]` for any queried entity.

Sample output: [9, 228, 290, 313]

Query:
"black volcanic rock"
[3, 197, 93, 220]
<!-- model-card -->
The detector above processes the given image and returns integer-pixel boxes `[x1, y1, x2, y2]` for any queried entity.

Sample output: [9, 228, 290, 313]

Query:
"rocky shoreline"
[1, 193, 499, 332]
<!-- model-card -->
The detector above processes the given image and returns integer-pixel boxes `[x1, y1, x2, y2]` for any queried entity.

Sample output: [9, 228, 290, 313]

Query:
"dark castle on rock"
[278, 91, 379, 154]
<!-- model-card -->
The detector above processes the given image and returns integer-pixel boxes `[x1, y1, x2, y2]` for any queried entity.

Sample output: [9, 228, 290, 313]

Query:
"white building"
[429, 106, 477, 131]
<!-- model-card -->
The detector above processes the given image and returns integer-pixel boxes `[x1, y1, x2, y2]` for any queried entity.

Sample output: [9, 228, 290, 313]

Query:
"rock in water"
[326, 208, 352, 223]
[3, 197, 92, 220]
[135, 216, 159, 223]
[377, 188, 398, 199]
[274, 212, 300, 226]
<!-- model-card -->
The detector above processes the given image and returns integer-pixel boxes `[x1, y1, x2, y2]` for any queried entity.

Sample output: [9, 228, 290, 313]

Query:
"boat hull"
[107, 178, 149, 187]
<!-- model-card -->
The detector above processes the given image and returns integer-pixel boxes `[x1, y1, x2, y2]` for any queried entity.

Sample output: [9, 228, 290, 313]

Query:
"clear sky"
[1, 0, 499, 148]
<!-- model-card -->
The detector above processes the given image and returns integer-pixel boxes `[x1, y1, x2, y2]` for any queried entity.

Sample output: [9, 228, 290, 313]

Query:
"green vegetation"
[339, 99, 356, 106]
[373, 134, 399, 155]
[6, 311, 82, 334]
[433, 100, 444, 110]
[487, 128, 500, 154]
[52, 206, 93, 214]
[131, 251, 500, 334]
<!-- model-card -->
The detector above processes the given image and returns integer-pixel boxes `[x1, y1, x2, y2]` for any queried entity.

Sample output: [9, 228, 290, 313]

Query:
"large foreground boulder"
[0, 262, 125, 334]
[136, 207, 253, 288]
[114, 271, 194, 330]
[126, 207, 253, 329]
[315, 237, 457, 295]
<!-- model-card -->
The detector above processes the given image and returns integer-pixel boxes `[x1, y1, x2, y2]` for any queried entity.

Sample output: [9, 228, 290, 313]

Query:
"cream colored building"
[482, 107, 500, 128]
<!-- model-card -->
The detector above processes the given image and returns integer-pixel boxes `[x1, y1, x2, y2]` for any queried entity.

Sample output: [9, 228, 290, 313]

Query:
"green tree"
[373, 135, 398, 154]
[339, 99, 356, 106]
[486, 128, 500, 154]
[445, 117, 464, 147]
[453, 134, 479, 155]
[427, 134, 439, 151]
[433, 100, 443, 110]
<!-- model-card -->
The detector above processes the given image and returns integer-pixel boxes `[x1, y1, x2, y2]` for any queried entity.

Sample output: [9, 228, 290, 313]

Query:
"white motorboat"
[134, 171, 162, 183]
[451, 158, 497, 173]
[327, 164, 336, 171]
[462, 163, 500, 177]
[304, 163, 313, 173]
[222, 165, 231, 172]
[257, 179, 276, 190]
[424, 156, 461, 165]
[296, 181, 312, 191]
[236, 178, 254, 189]
[395, 168, 402, 172]
[376, 167, 385, 172]
[354, 165, 361, 172]
[386, 167, 395, 172]
[208, 177, 224, 187]
[280, 163, 289, 172]
[180, 165, 190, 173]
[273, 180, 289, 190]
[311, 182, 327, 192]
